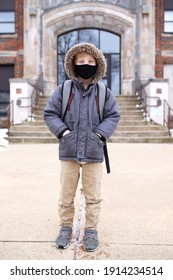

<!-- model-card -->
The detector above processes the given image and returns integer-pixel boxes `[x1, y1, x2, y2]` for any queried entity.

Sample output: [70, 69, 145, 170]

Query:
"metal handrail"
[0, 100, 14, 129]
[163, 99, 173, 136]
[135, 72, 161, 121]
[27, 72, 45, 95]
[16, 96, 34, 122]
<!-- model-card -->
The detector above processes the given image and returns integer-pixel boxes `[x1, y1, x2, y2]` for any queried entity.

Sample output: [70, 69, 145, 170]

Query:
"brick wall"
[155, 0, 173, 78]
[0, 0, 24, 78]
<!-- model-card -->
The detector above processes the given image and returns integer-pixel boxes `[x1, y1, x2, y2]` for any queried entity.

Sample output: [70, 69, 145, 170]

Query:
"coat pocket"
[86, 132, 104, 160]
[59, 131, 77, 157]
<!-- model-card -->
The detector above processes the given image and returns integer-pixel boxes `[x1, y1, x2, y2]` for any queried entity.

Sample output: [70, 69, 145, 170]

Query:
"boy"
[43, 43, 120, 251]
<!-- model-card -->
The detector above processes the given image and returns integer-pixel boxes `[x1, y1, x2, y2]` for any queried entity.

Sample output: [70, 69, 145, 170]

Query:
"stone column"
[24, 0, 42, 79]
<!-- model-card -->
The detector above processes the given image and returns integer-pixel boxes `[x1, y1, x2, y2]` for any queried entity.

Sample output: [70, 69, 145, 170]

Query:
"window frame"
[0, 0, 16, 34]
[0, 11, 15, 34]
[164, 1, 173, 33]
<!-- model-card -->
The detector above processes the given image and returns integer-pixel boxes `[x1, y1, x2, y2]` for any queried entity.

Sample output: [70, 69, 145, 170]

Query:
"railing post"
[163, 99, 173, 137]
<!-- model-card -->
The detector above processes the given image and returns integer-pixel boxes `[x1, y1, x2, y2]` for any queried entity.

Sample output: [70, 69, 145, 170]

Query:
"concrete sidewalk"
[0, 143, 173, 260]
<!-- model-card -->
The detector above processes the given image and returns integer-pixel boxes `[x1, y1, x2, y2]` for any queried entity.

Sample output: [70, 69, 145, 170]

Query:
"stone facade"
[24, 0, 156, 95]
[1, 0, 173, 97]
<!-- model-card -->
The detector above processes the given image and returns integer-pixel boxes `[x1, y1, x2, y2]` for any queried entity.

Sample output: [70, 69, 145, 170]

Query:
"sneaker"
[83, 229, 99, 252]
[55, 226, 72, 249]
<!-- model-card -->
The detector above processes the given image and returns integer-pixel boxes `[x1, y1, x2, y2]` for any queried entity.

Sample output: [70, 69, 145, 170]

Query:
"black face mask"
[74, 64, 98, 79]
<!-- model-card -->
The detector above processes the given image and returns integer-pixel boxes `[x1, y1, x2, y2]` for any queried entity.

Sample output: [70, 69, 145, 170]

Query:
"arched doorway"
[57, 29, 121, 95]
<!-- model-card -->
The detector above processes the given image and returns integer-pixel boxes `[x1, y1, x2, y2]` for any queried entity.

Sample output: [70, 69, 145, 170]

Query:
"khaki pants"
[58, 160, 103, 230]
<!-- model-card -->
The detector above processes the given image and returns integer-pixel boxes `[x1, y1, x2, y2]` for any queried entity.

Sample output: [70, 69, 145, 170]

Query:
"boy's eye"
[78, 61, 95, 64]
[77, 60, 85, 64]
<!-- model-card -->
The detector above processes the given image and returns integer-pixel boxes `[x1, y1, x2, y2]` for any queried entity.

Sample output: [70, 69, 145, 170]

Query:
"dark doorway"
[0, 65, 14, 117]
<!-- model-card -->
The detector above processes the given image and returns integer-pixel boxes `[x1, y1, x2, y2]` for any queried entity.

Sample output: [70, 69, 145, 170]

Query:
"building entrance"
[0, 65, 14, 119]
[57, 29, 121, 95]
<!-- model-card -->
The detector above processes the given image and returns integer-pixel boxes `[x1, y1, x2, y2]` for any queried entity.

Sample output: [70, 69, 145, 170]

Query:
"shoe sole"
[55, 242, 70, 249]
[83, 244, 99, 252]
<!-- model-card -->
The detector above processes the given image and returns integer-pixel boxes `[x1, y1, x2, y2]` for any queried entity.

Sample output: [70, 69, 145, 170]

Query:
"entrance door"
[58, 29, 121, 95]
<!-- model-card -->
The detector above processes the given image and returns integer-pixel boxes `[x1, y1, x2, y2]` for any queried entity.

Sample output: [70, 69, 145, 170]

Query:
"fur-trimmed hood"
[64, 43, 107, 83]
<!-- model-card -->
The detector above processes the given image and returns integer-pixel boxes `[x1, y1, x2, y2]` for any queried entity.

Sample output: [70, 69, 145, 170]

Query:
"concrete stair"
[6, 95, 173, 143]
[113, 96, 172, 143]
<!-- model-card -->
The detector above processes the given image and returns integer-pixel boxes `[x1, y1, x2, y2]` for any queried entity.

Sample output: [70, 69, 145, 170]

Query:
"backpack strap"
[61, 80, 73, 121]
[96, 82, 110, 174]
[62, 80, 106, 122]
[97, 82, 107, 121]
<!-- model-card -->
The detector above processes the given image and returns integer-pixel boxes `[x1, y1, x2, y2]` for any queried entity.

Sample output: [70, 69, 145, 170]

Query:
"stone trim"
[41, 0, 137, 13]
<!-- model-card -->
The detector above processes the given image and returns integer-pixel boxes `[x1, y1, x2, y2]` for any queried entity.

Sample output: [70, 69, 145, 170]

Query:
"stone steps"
[6, 136, 58, 144]
[8, 129, 168, 138]
[7, 136, 173, 144]
[109, 136, 173, 143]
[9, 124, 164, 132]
[6, 94, 173, 143]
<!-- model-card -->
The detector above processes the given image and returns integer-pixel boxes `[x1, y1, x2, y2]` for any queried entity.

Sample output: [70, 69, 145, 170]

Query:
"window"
[164, 0, 173, 33]
[0, 0, 15, 34]
[0, 12, 15, 34]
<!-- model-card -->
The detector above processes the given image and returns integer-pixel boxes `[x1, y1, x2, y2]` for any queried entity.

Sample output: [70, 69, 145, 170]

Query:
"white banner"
[0, 260, 172, 280]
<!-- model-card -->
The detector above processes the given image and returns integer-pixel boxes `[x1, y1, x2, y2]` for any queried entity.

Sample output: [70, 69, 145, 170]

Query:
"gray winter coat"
[44, 80, 120, 162]
[43, 43, 120, 163]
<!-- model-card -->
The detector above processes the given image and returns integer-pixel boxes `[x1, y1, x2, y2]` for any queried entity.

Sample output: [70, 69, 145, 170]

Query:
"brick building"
[0, 0, 23, 110]
[0, 0, 173, 126]
[155, 0, 173, 106]
[155, 0, 173, 77]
